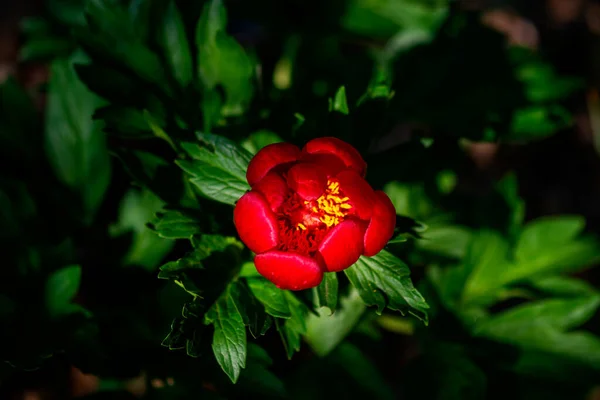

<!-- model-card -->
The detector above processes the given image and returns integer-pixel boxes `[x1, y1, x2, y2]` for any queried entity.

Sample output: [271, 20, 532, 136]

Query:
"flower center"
[276, 179, 352, 255]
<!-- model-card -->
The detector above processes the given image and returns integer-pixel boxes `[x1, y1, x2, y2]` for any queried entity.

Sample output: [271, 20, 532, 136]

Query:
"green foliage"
[5, 0, 598, 398]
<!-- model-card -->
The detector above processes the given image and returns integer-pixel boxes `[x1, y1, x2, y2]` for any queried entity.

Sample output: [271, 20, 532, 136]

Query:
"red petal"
[363, 191, 396, 257]
[233, 191, 279, 254]
[336, 170, 376, 220]
[253, 172, 289, 212]
[255, 251, 324, 290]
[247, 143, 301, 186]
[286, 163, 327, 200]
[300, 153, 346, 178]
[303, 137, 367, 177]
[317, 220, 366, 272]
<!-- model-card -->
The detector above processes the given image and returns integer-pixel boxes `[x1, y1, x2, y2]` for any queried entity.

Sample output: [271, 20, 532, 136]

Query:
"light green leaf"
[331, 86, 349, 115]
[515, 215, 586, 262]
[247, 277, 291, 319]
[528, 275, 597, 298]
[160, 1, 193, 87]
[305, 288, 366, 356]
[316, 272, 339, 314]
[110, 188, 174, 270]
[345, 250, 429, 323]
[205, 284, 247, 383]
[196, 0, 254, 115]
[45, 265, 82, 317]
[45, 54, 111, 223]
[241, 130, 283, 154]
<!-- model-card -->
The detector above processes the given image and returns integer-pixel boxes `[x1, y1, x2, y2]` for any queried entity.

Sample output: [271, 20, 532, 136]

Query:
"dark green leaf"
[149, 209, 201, 240]
[159, 1, 193, 87]
[93, 105, 155, 138]
[276, 292, 308, 359]
[345, 250, 429, 322]
[45, 265, 82, 317]
[237, 344, 287, 398]
[316, 272, 338, 314]
[191, 234, 243, 258]
[177, 133, 252, 205]
[45, 53, 111, 223]
[229, 281, 268, 338]
[19, 38, 73, 61]
[247, 277, 291, 319]
[205, 284, 247, 383]
[329, 342, 394, 400]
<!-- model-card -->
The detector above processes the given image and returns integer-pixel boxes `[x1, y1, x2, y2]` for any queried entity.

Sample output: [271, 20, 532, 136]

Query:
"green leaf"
[331, 86, 349, 115]
[241, 130, 284, 154]
[195, 0, 254, 115]
[19, 38, 73, 61]
[316, 272, 338, 314]
[93, 105, 154, 138]
[247, 277, 291, 319]
[159, 1, 193, 87]
[416, 224, 472, 259]
[191, 234, 243, 258]
[230, 281, 268, 338]
[45, 54, 111, 223]
[45, 265, 82, 317]
[205, 284, 247, 383]
[344, 250, 429, 323]
[276, 292, 308, 359]
[305, 288, 366, 356]
[515, 215, 586, 262]
[158, 250, 204, 280]
[75, 64, 140, 103]
[109, 188, 174, 270]
[177, 132, 252, 205]
[149, 209, 201, 240]
[528, 276, 597, 298]
[473, 296, 600, 371]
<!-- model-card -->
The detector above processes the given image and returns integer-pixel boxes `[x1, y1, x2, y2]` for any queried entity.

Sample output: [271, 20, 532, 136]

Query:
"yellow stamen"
[297, 179, 352, 229]
[297, 223, 307, 230]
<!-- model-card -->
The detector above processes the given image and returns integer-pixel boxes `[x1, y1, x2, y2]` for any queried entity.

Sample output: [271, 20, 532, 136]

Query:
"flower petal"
[253, 172, 289, 212]
[363, 191, 396, 257]
[233, 191, 279, 254]
[317, 219, 366, 272]
[286, 163, 327, 200]
[300, 153, 346, 177]
[303, 137, 367, 177]
[247, 143, 301, 186]
[255, 251, 324, 290]
[336, 170, 376, 220]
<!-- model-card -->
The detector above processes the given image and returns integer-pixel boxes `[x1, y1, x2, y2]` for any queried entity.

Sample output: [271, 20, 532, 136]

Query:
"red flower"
[234, 137, 396, 290]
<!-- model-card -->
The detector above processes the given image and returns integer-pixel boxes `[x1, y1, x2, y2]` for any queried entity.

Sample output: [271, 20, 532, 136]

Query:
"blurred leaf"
[384, 181, 434, 220]
[241, 130, 284, 154]
[305, 288, 366, 357]
[416, 224, 472, 259]
[149, 209, 201, 240]
[195, 0, 254, 116]
[110, 188, 174, 270]
[93, 105, 155, 138]
[75, 64, 139, 103]
[473, 295, 600, 372]
[329, 342, 394, 400]
[345, 250, 429, 323]
[509, 105, 572, 140]
[45, 265, 82, 317]
[528, 276, 597, 298]
[19, 38, 73, 61]
[45, 53, 111, 223]
[316, 272, 339, 314]
[177, 133, 252, 205]
[330, 86, 349, 115]
[205, 283, 247, 383]
[159, 1, 193, 87]
[515, 215, 586, 262]
[247, 277, 291, 319]
[237, 344, 287, 398]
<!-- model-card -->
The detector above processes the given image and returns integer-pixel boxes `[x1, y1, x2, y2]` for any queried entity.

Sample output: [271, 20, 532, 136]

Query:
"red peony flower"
[233, 137, 396, 290]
